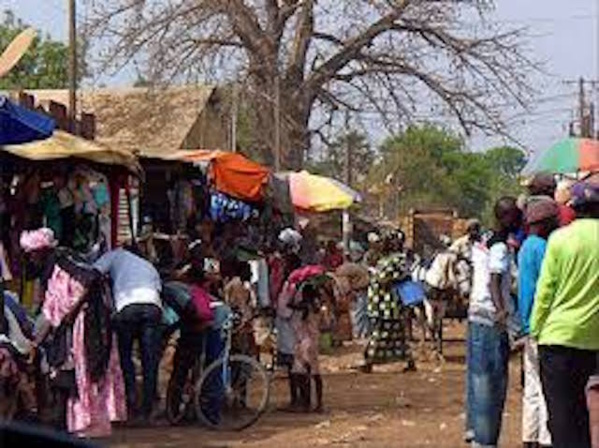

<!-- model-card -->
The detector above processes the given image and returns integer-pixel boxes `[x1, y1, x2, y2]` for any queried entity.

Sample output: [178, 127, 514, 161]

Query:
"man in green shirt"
[531, 181, 599, 448]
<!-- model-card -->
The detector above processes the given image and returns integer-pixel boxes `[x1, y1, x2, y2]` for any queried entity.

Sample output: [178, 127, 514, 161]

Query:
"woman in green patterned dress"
[362, 230, 416, 373]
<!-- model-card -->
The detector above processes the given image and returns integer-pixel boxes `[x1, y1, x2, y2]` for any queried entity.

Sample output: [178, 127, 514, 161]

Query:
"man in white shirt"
[465, 197, 522, 448]
[94, 247, 162, 422]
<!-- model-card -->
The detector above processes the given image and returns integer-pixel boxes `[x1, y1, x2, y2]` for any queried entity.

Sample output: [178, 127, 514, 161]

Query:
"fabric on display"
[0, 241, 12, 281]
[209, 191, 254, 223]
[250, 259, 270, 308]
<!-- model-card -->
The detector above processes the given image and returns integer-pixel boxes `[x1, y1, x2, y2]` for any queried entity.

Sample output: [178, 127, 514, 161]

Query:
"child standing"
[291, 283, 324, 413]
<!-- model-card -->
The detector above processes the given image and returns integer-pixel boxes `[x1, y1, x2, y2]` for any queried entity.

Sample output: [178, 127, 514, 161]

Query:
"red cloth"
[268, 255, 286, 306]
[324, 253, 344, 271]
[190, 285, 215, 323]
[212, 153, 269, 202]
[558, 204, 576, 226]
[287, 265, 326, 289]
[183, 150, 269, 202]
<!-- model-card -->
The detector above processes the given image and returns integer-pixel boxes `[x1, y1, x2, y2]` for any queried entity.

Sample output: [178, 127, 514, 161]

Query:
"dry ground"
[109, 322, 524, 448]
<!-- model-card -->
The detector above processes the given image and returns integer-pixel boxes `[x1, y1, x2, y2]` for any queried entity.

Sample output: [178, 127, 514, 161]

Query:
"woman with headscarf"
[362, 230, 415, 373]
[24, 228, 126, 437]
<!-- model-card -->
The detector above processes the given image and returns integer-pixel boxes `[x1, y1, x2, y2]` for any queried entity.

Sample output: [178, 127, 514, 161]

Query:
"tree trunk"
[245, 81, 311, 171]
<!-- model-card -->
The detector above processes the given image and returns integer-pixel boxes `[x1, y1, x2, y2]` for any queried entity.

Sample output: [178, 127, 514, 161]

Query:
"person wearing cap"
[531, 181, 599, 448]
[527, 173, 576, 227]
[518, 198, 560, 448]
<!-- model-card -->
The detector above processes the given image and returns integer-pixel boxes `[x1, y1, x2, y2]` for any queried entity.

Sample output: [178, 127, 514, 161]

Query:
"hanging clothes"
[209, 192, 254, 223]
[40, 187, 63, 241]
[250, 259, 270, 308]
[0, 241, 12, 281]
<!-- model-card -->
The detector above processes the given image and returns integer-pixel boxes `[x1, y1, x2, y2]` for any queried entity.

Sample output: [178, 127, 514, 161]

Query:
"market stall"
[0, 95, 56, 331]
[277, 170, 362, 257]
[136, 149, 281, 270]
[1, 126, 140, 313]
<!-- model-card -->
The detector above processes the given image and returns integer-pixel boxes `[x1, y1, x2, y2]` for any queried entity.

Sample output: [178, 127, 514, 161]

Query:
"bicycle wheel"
[195, 354, 270, 431]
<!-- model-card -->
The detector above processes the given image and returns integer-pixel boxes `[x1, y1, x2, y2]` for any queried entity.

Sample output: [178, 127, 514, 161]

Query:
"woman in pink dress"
[23, 228, 126, 437]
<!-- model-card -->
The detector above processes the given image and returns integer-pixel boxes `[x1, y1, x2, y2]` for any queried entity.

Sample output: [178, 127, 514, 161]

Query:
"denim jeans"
[114, 303, 163, 418]
[467, 321, 509, 447]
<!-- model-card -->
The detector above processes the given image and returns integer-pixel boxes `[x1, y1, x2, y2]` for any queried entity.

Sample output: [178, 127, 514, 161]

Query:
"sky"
[4, 0, 598, 157]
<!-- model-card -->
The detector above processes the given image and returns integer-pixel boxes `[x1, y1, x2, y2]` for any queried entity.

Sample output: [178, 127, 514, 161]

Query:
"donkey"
[410, 250, 472, 360]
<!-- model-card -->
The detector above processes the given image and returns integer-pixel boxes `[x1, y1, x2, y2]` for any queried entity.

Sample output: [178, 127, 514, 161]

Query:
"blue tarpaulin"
[0, 95, 55, 145]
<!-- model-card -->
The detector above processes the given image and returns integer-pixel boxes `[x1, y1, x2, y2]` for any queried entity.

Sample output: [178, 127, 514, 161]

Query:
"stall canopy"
[152, 149, 270, 202]
[0, 96, 55, 145]
[2, 130, 140, 173]
[284, 171, 361, 212]
[523, 137, 599, 175]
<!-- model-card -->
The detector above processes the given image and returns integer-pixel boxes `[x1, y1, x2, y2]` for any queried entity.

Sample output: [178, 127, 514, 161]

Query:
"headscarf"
[19, 228, 58, 253]
[570, 181, 599, 208]
[278, 228, 303, 253]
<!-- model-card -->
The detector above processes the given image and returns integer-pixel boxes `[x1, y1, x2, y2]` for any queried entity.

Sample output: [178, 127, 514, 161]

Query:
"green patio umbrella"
[524, 137, 599, 175]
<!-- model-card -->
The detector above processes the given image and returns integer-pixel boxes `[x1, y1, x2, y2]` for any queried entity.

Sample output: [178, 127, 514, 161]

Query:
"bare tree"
[83, 0, 535, 169]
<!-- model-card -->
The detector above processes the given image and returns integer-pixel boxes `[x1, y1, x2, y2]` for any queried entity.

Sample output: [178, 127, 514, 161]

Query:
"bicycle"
[166, 311, 270, 431]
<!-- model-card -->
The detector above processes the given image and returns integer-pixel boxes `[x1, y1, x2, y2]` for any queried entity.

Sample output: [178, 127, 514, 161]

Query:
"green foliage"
[371, 125, 526, 224]
[0, 10, 84, 90]
[307, 130, 374, 185]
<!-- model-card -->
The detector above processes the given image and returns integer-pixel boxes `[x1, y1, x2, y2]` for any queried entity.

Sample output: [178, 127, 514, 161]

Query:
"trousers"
[114, 303, 162, 417]
[539, 345, 596, 448]
[467, 321, 509, 447]
[522, 338, 551, 445]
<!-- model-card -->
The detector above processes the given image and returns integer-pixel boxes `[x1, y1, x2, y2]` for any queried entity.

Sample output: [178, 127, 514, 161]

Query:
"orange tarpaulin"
[156, 150, 270, 202]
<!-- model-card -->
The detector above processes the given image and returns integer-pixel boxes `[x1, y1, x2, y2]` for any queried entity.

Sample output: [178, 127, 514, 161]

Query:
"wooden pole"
[274, 75, 281, 171]
[231, 82, 238, 152]
[68, 0, 77, 132]
[579, 77, 586, 137]
[342, 111, 352, 257]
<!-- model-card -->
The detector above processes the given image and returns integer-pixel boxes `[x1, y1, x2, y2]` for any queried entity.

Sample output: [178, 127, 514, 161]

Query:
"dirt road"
[109, 324, 523, 448]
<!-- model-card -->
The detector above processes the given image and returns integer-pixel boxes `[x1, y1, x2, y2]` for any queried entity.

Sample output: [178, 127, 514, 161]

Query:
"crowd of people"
[0, 213, 377, 436]
[465, 175, 599, 448]
[0, 173, 597, 448]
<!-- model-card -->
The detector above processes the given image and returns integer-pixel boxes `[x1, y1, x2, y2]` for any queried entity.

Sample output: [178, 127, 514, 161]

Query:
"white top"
[469, 239, 512, 326]
[113, 287, 162, 313]
[94, 248, 162, 312]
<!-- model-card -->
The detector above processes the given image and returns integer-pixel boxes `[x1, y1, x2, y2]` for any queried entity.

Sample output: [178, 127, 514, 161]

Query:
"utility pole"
[68, 0, 77, 132]
[342, 111, 353, 259]
[579, 77, 586, 137]
[344, 110, 352, 187]
[590, 102, 596, 139]
[273, 74, 281, 171]
[564, 77, 599, 137]
[231, 82, 238, 152]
